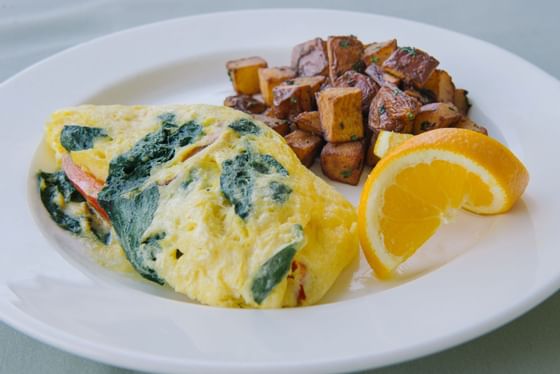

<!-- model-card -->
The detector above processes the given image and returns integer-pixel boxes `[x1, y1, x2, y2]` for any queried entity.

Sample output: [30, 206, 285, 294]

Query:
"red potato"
[320, 141, 365, 185]
[382, 47, 439, 87]
[291, 38, 329, 77]
[285, 130, 324, 167]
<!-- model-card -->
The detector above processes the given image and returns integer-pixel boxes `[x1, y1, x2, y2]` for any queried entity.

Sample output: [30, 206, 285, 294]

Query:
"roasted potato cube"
[226, 57, 268, 95]
[291, 38, 329, 77]
[334, 71, 378, 113]
[272, 76, 325, 119]
[317, 87, 364, 142]
[454, 117, 488, 135]
[453, 88, 471, 116]
[362, 39, 397, 66]
[365, 63, 386, 87]
[320, 141, 365, 185]
[382, 47, 439, 87]
[383, 73, 401, 86]
[251, 114, 290, 136]
[413, 103, 462, 134]
[422, 69, 455, 103]
[258, 67, 297, 106]
[326, 35, 364, 82]
[285, 130, 324, 167]
[223, 94, 267, 114]
[368, 84, 421, 133]
[365, 130, 380, 167]
[403, 89, 433, 105]
[294, 111, 322, 135]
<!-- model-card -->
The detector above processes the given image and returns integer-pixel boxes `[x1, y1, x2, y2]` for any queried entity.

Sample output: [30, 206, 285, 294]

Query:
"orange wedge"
[358, 128, 529, 279]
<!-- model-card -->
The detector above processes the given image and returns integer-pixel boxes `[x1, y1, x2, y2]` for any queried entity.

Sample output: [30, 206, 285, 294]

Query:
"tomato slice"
[62, 155, 109, 221]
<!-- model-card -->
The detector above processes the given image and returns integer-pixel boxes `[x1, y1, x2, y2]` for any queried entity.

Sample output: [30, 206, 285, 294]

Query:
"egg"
[43, 104, 358, 308]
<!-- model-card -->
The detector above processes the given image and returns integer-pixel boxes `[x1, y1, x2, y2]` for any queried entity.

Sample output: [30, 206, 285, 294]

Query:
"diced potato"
[373, 130, 413, 159]
[326, 35, 364, 81]
[226, 57, 268, 95]
[334, 71, 378, 113]
[454, 117, 488, 135]
[422, 69, 455, 103]
[252, 114, 290, 136]
[317, 87, 364, 143]
[365, 130, 380, 167]
[364, 63, 385, 87]
[320, 141, 365, 185]
[294, 111, 322, 135]
[362, 39, 397, 66]
[368, 84, 421, 133]
[291, 38, 329, 77]
[285, 130, 324, 167]
[272, 76, 325, 119]
[258, 67, 297, 106]
[383, 73, 401, 86]
[453, 88, 471, 116]
[382, 47, 439, 87]
[403, 89, 433, 105]
[223, 94, 267, 114]
[413, 103, 462, 134]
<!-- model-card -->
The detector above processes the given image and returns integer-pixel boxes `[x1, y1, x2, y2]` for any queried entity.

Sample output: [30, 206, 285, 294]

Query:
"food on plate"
[358, 128, 529, 278]
[372, 130, 413, 159]
[224, 35, 488, 184]
[317, 87, 364, 142]
[320, 140, 366, 186]
[226, 57, 268, 95]
[250, 114, 291, 136]
[38, 104, 358, 308]
[284, 130, 324, 167]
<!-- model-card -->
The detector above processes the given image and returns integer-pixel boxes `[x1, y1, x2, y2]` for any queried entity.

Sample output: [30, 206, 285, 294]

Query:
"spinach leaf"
[60, 125, 108, 152]
[101, 185, 163, 284]
[87, 206, 112, 245]
[220, 150, 289, 219]
[251, 225, 304, 304]
[269, 181, 292, 203]
[38, 171, 84, 234]
[229, 119, 261, 135]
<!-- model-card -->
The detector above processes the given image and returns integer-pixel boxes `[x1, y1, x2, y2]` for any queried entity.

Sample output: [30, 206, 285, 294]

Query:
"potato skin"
[294, 111, 322, 135]
[382, 47, 439, 87]
[320, 141, 365, 185]
[364, 63, 386, 88]
[272, 76, 325, 120]
[368, 84, 421, 133]
[291, 38, 329, 77]
[251, 114, 291, 136]
[326, 35, 364, 82]
[454, 117, 488, 135]
[224, 95, 267, 114]
[412, 103, 462, 134]
[453, 88, 471, 116]
[362, 39, 397, 66]
[285, 130, 324, 167]
[317, 87, 364, 143]
[365, 130, 380, 167]
[258, 67, 297, 106]
[226, 57, 268, 95]
[334, 71, 378, 113]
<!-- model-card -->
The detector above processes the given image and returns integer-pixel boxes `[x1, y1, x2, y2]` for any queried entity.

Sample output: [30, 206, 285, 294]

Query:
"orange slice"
[358, 128, 529, 279]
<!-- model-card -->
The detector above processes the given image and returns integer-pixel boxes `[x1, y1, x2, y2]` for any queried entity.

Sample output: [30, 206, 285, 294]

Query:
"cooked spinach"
[101, 185, 163, 284]
[38, 171, 84, 234]
[229, 119, 261, 135]
[60, 125, 108, 152]
[269, 181, 292, 203]
[87, 207, 112, 245]
[220, 150, 289, 219]
[251, 224, 304, 304]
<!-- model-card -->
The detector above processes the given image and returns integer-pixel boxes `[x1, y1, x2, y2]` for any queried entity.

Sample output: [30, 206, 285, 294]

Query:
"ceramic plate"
[1, 9, 559, 374]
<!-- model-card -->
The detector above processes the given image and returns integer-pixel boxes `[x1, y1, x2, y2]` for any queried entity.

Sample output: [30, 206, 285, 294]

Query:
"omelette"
[38, 104, 358, 308]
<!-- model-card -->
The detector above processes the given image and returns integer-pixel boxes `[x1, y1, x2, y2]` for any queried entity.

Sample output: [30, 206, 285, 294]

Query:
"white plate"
[1, 9, 559, 374]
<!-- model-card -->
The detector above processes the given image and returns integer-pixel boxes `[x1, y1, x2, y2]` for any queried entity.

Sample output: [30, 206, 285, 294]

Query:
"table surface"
[1, 0, 559, 373]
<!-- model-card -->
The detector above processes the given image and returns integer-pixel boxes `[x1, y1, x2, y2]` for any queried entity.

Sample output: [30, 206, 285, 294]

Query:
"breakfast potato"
[454, 117, 488, 135]
[320, 141, 365, 185]
[403, 89, 433, 105]
[291, 38, 329, 77]
[272, 76, 325, 119]
[364, 63, 386, 87]
[226, 57, 268, 95]
[285, 130, 324, 167]
[317, 87, 364, 143]
[258, 67, 297, 106]
[362, 39, 397, 66]
[382, 47, 439, 87]
[383, 73, 401, 86]
[368, 84, 421, 133]
[326, 35, 364, 81]
[365, 130, 380, 166]
[251, 114, 291, 136]
[453, 88, 471, 116]
[294, 111, 322, 135]
[413, 103, 462, 134]
[224, 94, 267, 114]
[422, 69, 455, 103]
[334, 71, 378, 113]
